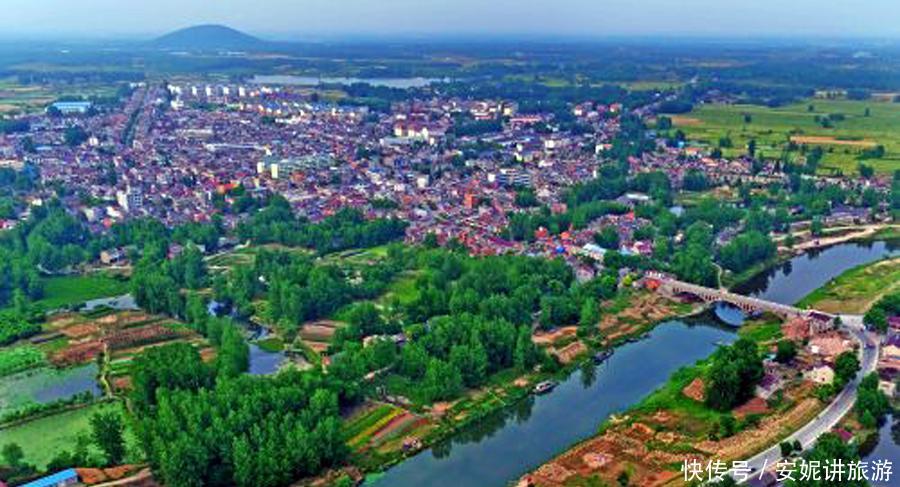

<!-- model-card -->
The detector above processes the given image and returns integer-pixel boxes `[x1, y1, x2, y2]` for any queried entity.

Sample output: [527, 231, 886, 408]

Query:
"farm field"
[797, 257, 900, 314]
[0, 346, 46, 378]
[0, 401, 135, 469]
[6, 274, 130, 313]
[673, 98, 900, 175]
[0, 78, 121, 115]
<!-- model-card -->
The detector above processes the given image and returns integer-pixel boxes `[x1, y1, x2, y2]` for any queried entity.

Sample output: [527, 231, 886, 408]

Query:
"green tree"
[2, 442, 24, 467]
[775, 340, 798, 363]
[90, 411, 127, 465]
[833, 351, 860, 387]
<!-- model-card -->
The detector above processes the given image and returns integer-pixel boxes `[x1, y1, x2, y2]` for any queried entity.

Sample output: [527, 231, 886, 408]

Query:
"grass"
[674, 98, 900, 175]
[796, 257, 900, 314]
[0, 401, 137, 470]
[0, 346, 46, 378]
[375, 271, 420, 307]
[255, 336, 284, 353]
[738, 318, 783, 344]
[24, 274, 129, 312]
[630, 358, 725, 429]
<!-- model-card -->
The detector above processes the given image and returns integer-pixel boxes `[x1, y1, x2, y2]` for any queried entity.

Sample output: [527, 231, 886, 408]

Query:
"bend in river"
[368, 240, 899, 487]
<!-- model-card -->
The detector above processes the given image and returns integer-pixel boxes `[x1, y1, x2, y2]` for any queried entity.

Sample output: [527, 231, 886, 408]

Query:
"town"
[0, 5, 899, 487]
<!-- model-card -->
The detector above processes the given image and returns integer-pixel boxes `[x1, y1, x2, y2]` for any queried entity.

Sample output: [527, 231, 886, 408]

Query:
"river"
[368, 240, 898, 487]
[735, 240, 899, 304]
[863, 415, 900, 487]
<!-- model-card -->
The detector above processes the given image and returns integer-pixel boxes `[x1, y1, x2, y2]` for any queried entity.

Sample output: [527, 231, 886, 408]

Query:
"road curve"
[733, 315, 877, 481]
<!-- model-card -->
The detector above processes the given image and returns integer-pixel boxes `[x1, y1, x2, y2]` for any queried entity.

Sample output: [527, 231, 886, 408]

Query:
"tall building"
[116, 187, 144, 212]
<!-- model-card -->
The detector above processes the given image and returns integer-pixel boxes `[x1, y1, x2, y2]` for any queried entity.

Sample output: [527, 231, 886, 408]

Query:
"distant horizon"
[0, 25, 898, 46]
[3, 0, 900, 40]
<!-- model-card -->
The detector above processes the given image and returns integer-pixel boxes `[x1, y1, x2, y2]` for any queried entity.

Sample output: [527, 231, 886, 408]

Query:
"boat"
[533, 380, 557, 394]
[593, 350, 614, 364]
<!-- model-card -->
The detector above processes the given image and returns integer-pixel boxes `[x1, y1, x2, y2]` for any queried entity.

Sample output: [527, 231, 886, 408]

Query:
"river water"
[863, 415, 900, 487]
[735, 240, 899, 304]
[369, 240, 898, 487]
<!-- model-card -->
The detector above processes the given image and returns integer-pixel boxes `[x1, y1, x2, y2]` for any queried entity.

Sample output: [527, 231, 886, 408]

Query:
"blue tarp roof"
[21, 468, 78, 487]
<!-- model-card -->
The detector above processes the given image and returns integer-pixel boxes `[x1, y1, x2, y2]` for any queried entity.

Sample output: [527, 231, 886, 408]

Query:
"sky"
[2, 0, 899, 40]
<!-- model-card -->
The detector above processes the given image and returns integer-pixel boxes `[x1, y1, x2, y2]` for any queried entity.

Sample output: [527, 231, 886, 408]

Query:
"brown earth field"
[789, 135, 878, 147]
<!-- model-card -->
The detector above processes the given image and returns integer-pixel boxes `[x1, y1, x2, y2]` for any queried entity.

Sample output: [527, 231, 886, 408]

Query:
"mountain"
[152, 24, 264, 50]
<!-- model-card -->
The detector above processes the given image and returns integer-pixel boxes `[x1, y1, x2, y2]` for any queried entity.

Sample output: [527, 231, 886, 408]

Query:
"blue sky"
[3, 0, 899, 39]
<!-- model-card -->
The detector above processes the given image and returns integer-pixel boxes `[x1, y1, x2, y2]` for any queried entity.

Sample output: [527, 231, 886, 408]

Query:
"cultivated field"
[0, 401, 134, 469]
[675, 98, 900, 175]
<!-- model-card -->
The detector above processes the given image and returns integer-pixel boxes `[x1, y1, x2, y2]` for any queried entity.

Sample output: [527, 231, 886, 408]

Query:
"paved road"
[732, 315, 878, 481]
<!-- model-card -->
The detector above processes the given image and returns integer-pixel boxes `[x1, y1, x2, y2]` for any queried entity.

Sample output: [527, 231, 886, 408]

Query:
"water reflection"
[368, 321, 736, 487]
[863, 415, 900, 487]
[735, 241, 899, 304]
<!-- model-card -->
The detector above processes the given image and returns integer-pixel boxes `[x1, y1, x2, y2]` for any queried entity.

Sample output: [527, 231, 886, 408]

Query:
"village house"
[805, 363, 835, 385]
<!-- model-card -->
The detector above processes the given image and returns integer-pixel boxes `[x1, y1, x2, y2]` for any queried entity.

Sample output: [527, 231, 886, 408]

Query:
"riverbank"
[521, 240, 897, 487]
[349, 291, 699, 480]
[522, 311, 831, 487]
[363, 307, 732, 486]
[797, 256, 900, 314]
[723, 224, 899, 291]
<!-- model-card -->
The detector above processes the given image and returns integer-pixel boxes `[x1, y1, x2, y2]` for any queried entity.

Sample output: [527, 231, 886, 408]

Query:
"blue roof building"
[49, 101, 93, 115]
[21, 468, 80, 487]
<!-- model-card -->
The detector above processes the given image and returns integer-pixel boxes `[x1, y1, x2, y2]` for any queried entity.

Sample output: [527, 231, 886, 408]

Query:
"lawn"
[27, 274, 129, 312]
[674, 98, 900, 176]
[797, 257, 900, 314]
[0, 401, 137, 469]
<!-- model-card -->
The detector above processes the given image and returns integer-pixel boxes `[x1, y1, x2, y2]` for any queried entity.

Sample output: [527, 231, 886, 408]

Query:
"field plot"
[675, 98, 900, 175]
[299, 319, 342, 353]
[0, 401, 134, 469]
[343, 402, 433, 455]
[8, 274, 130, 313]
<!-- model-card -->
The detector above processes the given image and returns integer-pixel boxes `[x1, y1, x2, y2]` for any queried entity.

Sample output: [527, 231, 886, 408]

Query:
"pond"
[248, 342, 287, 375]
[82, 294, 138, 312]
[0, 363, 101, 415]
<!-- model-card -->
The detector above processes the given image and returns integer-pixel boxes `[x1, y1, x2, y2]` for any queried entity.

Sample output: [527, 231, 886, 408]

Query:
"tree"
[775, 340, 798, 363]
[423, 358, 463, 402]
[64, 125, 89, 146]
[864, 306, 888, 333]
[216, 323, 249, 378]
[579, 299, 600, 328]
[705, 339, 763, 411]
[855, 373, 890, 427]
[833, 351, 860, 387]
[780, 441, 794, 457]
[811, 217, 824, 237]
[91, 411, 127, 465]
[2, 442, 24, 467]
[787, 433, 866, 486]
[594, 227, 620, 250]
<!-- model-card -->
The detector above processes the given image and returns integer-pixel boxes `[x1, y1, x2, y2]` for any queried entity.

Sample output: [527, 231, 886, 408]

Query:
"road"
[732, 315, 878, 481]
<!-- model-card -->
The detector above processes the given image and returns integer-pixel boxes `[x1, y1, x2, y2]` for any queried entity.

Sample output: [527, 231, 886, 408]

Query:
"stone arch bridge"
[645, 272, 832, 321]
